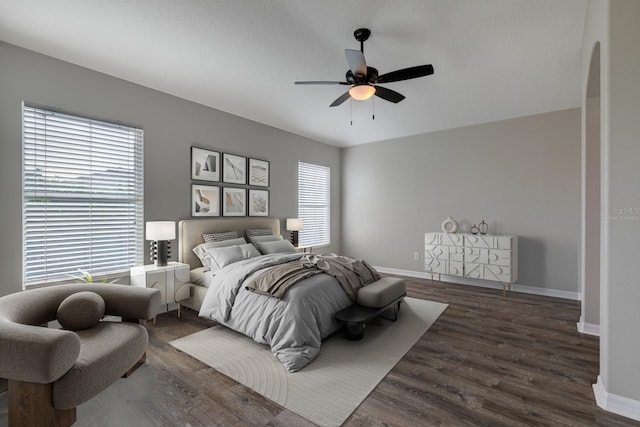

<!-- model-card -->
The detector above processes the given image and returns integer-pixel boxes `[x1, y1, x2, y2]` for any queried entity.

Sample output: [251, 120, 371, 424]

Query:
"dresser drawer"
[448, 261, 464, 276]
[425, 259, 447, 274]
[464, 247, 488, 264]
[463, 262, 484, 279]
[484, 265, 512, 282]
[488, 249, 511, 266]
[425, 244, 448, 260]
[464, 234, 495, 249]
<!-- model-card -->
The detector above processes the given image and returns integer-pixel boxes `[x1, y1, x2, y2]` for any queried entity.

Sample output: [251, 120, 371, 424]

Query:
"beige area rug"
[170, 297, 448, 427]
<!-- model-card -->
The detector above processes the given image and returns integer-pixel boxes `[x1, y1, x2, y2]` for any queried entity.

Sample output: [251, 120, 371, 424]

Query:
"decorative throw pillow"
[57, 291, 105, 331]
[255, 239, 297, 255]
[202, 230, 238, 242]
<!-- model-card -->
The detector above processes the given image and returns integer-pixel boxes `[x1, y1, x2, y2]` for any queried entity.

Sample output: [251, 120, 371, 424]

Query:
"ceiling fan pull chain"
[350, 98, 353, 126]
[372, 96, 375, 120]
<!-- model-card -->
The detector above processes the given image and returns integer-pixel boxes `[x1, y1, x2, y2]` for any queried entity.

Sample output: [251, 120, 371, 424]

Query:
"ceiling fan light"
[349, 84, 376, 101]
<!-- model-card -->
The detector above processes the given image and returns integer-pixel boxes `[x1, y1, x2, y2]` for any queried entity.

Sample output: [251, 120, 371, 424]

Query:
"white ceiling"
[0, 0, 587, 147]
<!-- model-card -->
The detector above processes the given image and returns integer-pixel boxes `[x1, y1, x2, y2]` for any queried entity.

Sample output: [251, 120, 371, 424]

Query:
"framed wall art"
[248, 189, 269, 216]
[248, 158, 270, 187]
[222, 153, 247, 185]
[191, 184, 220, 217]
[191, 147, 220, 182]
[222, 187, 246, 216]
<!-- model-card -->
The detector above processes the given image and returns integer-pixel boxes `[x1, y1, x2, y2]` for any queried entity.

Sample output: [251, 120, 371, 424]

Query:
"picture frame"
[222, 187, 247, 217]
[248, 189, 269, 217]
[191, 184, 220, 217]
[191, 147, 220, 182]
[248, 158, 270, 187]
[222, 153, 247, 185]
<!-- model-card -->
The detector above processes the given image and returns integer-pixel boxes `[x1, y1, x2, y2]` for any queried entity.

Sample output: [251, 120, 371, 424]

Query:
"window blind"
[298, 161, 330, 247]
[22, 105, 144, 285]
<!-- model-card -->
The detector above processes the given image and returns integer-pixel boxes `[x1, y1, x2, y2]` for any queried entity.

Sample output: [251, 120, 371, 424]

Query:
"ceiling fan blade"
[376, 64, 434, 83]
[345, 49, 367, 78]
[295, 81, 350, 85]
[329, 91, 352, 107]
[373, 86, 405, 103]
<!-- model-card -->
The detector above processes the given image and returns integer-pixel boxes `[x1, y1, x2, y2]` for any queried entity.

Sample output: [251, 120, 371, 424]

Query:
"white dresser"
[130, 262, 190, 318]
[424, 232, 518, 294]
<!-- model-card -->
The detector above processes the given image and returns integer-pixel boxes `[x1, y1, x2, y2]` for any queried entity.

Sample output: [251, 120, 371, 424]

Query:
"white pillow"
[255, 239, 297, 255]
[193, 237, 247, 270]
[205, 243, 261, 271]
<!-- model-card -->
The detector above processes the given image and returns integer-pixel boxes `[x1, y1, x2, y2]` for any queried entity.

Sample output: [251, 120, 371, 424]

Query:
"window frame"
[297, 161, 331, 248]
[22, 104, 144, 287]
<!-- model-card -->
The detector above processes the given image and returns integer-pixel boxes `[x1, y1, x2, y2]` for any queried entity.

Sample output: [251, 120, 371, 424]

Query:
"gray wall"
[342, 108, 581, 293]
[0, 42, 341, 297]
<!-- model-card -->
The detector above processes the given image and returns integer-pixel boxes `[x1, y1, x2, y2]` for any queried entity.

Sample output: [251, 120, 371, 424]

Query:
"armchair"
[0, 283, 161, 426]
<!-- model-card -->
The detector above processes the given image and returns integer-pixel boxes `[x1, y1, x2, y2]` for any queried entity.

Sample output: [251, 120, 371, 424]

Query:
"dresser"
[424, 232, 518, 295]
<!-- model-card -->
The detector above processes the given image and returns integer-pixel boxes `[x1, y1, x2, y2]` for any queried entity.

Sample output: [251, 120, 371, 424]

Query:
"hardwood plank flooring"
[1, 277, 638, 426]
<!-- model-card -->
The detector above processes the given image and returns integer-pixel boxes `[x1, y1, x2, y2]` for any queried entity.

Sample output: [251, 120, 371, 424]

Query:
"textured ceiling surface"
[0, 0, 587, 147]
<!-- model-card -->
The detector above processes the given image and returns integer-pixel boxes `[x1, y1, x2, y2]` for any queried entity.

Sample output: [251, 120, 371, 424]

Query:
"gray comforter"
[198, 253, 352, 371]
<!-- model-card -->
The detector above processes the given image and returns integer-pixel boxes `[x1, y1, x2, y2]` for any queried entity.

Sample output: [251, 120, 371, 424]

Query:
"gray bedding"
[198, 252, 352, 371]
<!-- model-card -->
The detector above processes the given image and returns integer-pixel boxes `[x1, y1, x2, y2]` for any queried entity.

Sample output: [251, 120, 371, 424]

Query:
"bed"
[177, 218, 368, 371]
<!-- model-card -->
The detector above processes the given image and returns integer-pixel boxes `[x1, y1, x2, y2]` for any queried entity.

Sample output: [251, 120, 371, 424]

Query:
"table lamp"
[146, 221, 176, 266]
[286, 218, 303, 247]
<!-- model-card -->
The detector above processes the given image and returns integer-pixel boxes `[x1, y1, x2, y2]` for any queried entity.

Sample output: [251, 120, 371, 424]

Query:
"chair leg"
[8, 380, 76, 427]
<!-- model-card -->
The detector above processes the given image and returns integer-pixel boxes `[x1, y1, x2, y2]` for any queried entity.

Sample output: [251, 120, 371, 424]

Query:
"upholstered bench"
[335, 277, 406, 340]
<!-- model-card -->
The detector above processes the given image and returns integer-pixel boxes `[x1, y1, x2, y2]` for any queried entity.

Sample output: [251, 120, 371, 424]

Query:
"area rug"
[170, 297, 447, 427]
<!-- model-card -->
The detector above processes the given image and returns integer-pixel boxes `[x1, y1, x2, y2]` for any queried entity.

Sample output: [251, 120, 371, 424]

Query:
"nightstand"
[130, 262, 190, 322]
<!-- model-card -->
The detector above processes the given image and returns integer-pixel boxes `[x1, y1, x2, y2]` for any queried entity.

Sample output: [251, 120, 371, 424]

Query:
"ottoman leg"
[344, 322, 365, 340]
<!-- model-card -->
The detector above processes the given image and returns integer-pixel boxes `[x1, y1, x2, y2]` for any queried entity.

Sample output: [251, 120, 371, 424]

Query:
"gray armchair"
[0, 283, 161, 426]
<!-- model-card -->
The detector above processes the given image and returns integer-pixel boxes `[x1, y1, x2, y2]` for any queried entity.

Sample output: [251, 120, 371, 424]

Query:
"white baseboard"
[577, 317, 601, 336]
[374, 267, 580, 301]
[593, 375, 640, 421]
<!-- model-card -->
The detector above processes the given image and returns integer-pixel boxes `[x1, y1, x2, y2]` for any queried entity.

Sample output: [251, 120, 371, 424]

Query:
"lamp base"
[150, 240, 170, 266]
[290, 231, 299, 247]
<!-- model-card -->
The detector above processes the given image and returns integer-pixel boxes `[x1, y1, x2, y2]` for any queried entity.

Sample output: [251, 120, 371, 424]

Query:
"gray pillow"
[206, 243, 261, 270]
[245, 228, 272, 239]
[57, 291, 105, 331]
[193, 237, 247, 270]
[256, 239, 297, 255]
[202, 230, 238, 242]
[249, 234, 283, 244]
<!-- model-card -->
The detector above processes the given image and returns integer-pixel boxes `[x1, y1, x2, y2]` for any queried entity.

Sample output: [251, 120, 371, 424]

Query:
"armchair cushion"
[57, 291, 105, 331]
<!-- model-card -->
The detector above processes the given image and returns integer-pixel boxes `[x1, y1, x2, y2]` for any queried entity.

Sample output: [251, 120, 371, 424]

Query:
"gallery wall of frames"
[190, 146, 270, 217]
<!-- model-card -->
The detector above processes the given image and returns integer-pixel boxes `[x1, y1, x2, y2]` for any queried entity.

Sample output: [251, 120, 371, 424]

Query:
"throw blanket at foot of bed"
[246, 254, 381, 301]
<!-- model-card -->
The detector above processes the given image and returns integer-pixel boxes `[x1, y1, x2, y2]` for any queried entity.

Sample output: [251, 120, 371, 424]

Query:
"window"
[297, 161, 330, 247]
[22, 105, 144, 285]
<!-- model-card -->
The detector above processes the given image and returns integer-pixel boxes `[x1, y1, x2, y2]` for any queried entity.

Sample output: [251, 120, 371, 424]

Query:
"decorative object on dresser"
[222, 187, 247, 216]
[424, 232, 518, 296]
[470, 224, 479, 235]
[479, 220, 488, 235]
[248, 158, 270, 187]
[248, 189, 269, 216]
[130, 262, 190, 319]
[146, 221, 176, 266]
[441, 216, 458, 233]
[191, 147, 220, 182]
[222, 153, 247, 184]
[191, 184, 220, 217]
[286, 218, 304, 246]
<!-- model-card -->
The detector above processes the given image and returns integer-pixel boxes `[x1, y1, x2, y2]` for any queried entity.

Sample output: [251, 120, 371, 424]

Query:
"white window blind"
[298, 161, 330, 247]
[22, 105, 144, 285]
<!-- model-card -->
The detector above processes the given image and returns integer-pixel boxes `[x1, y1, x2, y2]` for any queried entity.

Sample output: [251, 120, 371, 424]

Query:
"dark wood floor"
[1, 278, 639, 426]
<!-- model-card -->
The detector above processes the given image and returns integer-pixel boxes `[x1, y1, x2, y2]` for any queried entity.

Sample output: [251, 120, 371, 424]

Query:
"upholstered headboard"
[178, 218, 281, 270]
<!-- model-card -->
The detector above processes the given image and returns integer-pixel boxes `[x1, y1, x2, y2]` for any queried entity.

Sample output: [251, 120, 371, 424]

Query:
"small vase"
[470, 224, 479, 235]
[441, 216, 458, 233]
[479, 220, 488, 235]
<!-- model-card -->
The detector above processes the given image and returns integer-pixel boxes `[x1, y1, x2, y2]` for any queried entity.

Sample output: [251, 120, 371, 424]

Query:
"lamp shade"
[349, 84, 376, 101]
[286, 218, 304, 231]
[145, 221, 176, 240]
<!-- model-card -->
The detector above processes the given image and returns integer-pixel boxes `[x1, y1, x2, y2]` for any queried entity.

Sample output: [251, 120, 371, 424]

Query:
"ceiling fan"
[295, 28, 434, 107]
